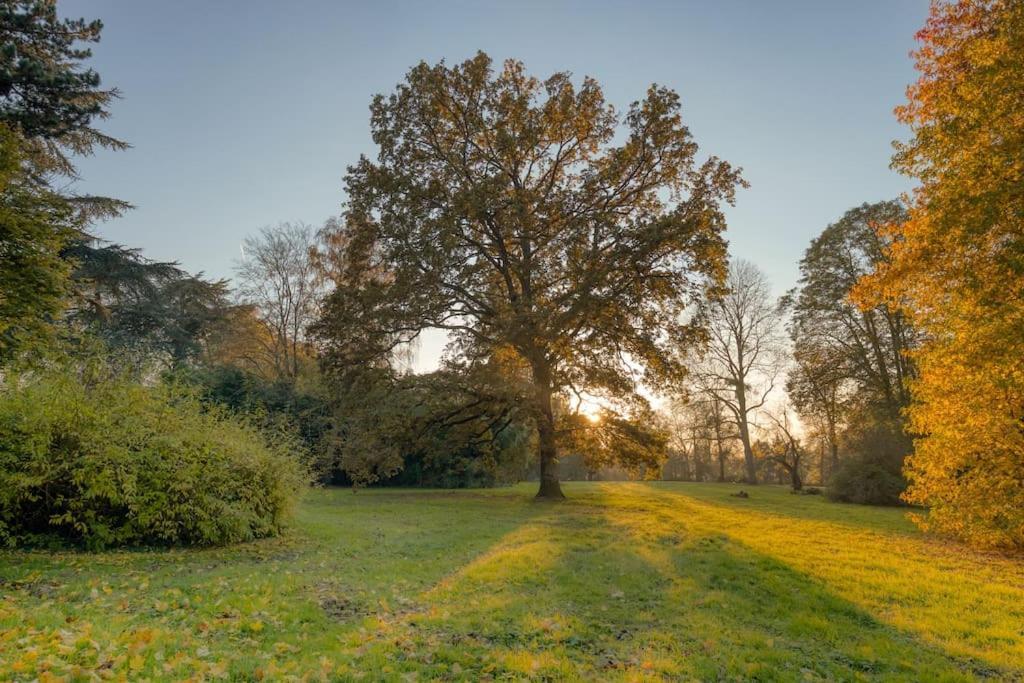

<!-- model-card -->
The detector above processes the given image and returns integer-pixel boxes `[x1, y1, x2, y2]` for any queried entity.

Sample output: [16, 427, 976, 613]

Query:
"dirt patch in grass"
[312, 581, 370, 621]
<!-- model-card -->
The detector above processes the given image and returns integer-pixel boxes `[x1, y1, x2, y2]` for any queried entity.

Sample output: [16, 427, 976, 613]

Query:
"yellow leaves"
[11, 648, 38, 672]
[318, 655, 335, 675]
[129, 627, 157, 648]
[875, 0, 1024, 549]
[207, 658, 230, 679]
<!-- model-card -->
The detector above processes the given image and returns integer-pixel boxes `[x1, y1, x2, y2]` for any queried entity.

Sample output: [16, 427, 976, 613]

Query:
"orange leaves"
[873, 0, 1024, 548]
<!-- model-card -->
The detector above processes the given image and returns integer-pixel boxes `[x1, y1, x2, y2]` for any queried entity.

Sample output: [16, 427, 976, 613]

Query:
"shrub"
[827, 454, 906, 506]
[178, 364, 335, 480]
[0, 364, 309, 548]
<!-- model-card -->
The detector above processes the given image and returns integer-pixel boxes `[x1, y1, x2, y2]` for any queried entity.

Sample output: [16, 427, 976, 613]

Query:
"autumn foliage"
[857, 0, 1024, 548]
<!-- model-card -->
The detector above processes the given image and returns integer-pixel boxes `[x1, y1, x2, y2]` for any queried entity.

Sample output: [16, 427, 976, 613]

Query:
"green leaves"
[0, 360, 310, 548]
[315, 53, 744, 487]
[0, 125, 75, 360]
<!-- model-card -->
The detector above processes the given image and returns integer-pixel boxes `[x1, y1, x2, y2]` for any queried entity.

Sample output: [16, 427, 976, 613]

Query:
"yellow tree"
[857, 0, 1024, 548]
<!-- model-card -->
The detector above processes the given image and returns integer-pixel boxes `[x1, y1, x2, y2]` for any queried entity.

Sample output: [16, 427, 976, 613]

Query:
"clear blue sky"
[66, 0, 927, 346]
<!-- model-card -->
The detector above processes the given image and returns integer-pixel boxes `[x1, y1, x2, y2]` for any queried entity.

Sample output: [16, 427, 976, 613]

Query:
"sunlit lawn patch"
[1, 483, 1021, 680]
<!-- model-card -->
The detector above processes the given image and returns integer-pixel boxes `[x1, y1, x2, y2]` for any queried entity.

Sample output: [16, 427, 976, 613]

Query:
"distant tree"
[784, 343, 845, 477]
[664, 393, 734, 482]
[759, 408, 805, 491]
[201, 305, 279, 377]
[236, 222, 323, 381]
[791, 201, 915, 422]
[313, 53, 744, 498]
[856, 0, 1024, 548]
[662, 398, 699, 481]
[692, 260, 783, 484]
[703, 393, 734, 482]
[65, 240, 233, 365]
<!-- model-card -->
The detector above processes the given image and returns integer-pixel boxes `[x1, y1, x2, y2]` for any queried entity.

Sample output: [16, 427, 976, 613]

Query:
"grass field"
[1, 483, 1022, 681]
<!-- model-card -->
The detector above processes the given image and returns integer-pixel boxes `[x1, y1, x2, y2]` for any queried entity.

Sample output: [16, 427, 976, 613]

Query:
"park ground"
[1, 483, 1022, 681]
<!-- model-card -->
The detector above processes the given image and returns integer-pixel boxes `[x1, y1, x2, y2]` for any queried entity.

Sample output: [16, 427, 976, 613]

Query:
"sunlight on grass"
[629, 484, 1024, 671]
[1, 483, 1021, 680]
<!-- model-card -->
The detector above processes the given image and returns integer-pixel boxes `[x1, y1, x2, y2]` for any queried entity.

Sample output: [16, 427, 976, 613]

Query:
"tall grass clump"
[0, 362, 310, 549]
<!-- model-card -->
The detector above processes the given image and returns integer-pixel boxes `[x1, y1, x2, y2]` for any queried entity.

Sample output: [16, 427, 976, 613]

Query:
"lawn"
[1, 483, 1022, 681]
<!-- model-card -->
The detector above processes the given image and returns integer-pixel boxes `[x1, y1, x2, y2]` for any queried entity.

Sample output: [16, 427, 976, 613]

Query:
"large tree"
[856, 0, 1024, 548]
[314, 53, 743, 498]
[692, 260, 783, 484]
[786, 201, 918, 491]
[0, 2, 126, 359]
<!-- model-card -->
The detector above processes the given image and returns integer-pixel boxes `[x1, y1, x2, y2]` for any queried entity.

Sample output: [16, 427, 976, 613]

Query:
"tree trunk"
[531, 359, 565, 500]
[738, 420, 758, 484]
[790, 465, 803, 491]
[536, 422, 564, 499]
[732, 376, 758, 484]
[830, 440, 839, 475]
[712, 416, 726, 482]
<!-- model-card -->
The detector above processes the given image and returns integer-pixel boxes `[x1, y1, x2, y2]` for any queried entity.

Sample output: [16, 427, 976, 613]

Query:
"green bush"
[0, 364, 310, 548]
[827, 454, 906, 506]
[177, 364, 335, 480]
[828, 418, 910, 506]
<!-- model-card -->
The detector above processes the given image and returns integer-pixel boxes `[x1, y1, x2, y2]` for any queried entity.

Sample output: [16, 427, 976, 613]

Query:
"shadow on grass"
[588, 485, 1012, 681]
[0, 486, 557, 680]
[326, 484, 1013, 681]
[3, 485, 1019, 681]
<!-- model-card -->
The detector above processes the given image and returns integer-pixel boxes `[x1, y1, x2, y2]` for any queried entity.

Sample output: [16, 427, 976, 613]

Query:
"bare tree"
[666, 392, 736, 482]
[235, 222, 323, 380]
[663, 399, 697, 481]
[760, 408, 805, 491]
[785, 346, 846, 478]
[704, 393, 734, 482]
[693, 260, 784, 484]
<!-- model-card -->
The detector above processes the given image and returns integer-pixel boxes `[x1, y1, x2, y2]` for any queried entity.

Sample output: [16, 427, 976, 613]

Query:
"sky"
[64, 0, 929, 372]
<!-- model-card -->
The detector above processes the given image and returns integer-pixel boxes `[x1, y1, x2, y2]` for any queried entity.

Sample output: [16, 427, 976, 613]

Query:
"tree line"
[1, 0, 1020, 549]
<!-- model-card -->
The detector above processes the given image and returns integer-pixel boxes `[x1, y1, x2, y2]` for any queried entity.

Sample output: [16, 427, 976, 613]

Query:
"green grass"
[1, 483, 1022, 681]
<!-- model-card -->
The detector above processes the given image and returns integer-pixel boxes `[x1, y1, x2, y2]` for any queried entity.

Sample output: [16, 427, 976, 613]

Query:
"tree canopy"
[0, 123, 73, 357]
[65, 239, 234, 366]
[856, 0, 1024, 548]
[0, 0, 126, 179]
[314, 52, 744, 497]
